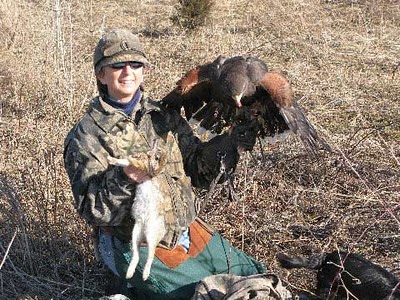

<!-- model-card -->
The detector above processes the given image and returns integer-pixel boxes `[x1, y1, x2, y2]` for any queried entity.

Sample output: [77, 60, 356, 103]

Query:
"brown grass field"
[0, 0, 399, 299]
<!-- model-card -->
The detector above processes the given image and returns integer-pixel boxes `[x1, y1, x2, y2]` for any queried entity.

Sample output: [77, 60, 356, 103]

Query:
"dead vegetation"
[0, 0, 399, 299]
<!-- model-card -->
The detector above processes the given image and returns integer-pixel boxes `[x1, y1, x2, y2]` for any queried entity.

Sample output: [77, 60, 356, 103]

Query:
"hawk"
[162, 55, 331, 155]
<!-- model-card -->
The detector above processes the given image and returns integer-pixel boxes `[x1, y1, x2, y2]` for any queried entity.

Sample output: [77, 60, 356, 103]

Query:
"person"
[64, 29, 285, 300]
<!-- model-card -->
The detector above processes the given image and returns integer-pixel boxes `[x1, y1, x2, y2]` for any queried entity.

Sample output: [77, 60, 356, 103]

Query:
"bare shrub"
[170, 0, 214, 30]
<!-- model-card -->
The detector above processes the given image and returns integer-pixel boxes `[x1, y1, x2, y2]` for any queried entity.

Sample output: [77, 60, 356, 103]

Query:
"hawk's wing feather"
[191, 100, 234, 134]
[258, 70, 331, 154]
[161, 61, 220, 120]
[162, 79, 214, 120]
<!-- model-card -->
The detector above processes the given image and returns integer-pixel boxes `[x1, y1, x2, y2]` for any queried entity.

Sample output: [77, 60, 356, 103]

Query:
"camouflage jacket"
[64, 95, 238, 248]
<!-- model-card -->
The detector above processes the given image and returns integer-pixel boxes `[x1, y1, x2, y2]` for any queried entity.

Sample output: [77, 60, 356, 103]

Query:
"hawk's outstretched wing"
[161, 56, 331, 155]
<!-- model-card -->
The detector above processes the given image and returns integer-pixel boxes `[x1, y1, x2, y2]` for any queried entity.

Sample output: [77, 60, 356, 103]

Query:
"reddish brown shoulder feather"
[259, 69, 294, 108]
[176, 67, 200, 94]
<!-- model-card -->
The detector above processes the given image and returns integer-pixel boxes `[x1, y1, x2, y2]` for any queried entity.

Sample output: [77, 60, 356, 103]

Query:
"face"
[97, 62, 145, 103]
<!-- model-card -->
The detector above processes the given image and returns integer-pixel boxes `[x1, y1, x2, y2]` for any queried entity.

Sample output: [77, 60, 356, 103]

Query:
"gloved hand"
[202, 133, 239, 175]
[193, 133, 239, 189]
[230, 117, 259, 152]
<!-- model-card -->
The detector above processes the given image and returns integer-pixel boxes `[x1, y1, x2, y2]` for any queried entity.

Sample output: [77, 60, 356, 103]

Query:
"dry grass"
[0, 0, 399, 299]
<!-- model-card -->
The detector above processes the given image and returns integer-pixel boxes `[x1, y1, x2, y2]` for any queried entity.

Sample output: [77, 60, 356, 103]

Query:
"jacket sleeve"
[63, 123, 136, 227]
[163, 108, 239, 189]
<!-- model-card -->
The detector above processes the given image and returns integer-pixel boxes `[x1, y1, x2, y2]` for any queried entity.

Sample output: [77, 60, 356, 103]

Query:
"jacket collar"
[87, 95, 162, 133]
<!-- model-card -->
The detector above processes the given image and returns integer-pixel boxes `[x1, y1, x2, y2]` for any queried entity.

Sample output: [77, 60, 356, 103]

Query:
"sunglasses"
[109, 61, 144, 69]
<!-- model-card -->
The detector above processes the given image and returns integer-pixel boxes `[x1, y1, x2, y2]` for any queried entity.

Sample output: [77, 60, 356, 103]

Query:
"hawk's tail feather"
[280, 103, 331, 155]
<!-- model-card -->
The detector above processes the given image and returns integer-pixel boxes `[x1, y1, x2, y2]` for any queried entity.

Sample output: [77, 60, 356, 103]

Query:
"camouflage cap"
[93, 29, 149, 74]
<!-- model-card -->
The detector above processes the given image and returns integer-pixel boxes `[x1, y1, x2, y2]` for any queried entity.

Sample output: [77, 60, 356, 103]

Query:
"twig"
[392, 61, 400, 80]
[346, 126, 383, 156]
[338, 273, 360, 300]
[284, 271, 318, 299]
[337, 147, 370, 190]
[336, 148, 400, 225]
[377, 132, 399, 166]
[81, 258, 86, 298]
[246, 37, 280, 54]
[241, 152, 250, 251]
[389, 280, 400, 300]
[324, 248, 361, 300]
[0, 230, 17, 270]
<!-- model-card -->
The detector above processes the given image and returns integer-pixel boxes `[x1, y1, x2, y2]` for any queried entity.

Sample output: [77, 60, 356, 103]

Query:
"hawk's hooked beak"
[232, 94, 243, 107]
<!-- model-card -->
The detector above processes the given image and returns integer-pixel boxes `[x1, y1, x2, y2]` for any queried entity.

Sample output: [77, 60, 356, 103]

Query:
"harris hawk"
[162, 55, 331, 155]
